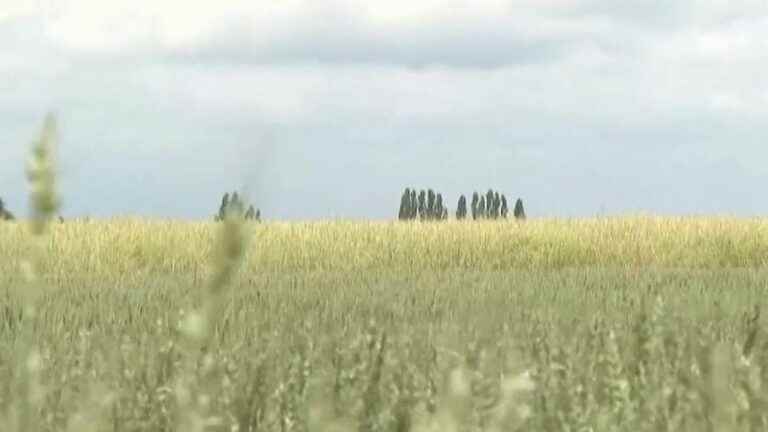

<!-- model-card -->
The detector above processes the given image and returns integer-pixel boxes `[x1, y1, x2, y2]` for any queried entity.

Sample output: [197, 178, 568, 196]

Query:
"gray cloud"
[162, 16, 578, 69]
[2, 2, 768, 219]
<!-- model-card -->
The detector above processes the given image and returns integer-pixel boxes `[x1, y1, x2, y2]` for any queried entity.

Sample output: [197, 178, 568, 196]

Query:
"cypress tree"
[399, 188, 411, 220]
[456, 195, 467, 220]
[427, 189, 436, 219]
[514, 198, 526, 220]
[0, 198, 14, 221]
[255, 209, 261, 221]
[478, 196, 486, 219]
[435, 193, 444, 221]
[410, 189, 417, 219]
[217, 192, 230, 221]
[442, 207, 448, 221]
[471, 192, 479, 220]
[485, 189, 494, 219]
[500, 195, 509, 218]
[417, 190, 427, 220]
[492, 191, 501, 219]
[245, 205, 256, 220]
[231, 191, 244, 216]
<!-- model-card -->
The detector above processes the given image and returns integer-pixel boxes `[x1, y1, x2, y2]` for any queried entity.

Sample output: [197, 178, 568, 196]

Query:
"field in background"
[2, 217, 768, 431]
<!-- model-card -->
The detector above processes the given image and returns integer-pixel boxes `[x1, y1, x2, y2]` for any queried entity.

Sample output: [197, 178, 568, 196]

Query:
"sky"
[1, 0, 767, 220]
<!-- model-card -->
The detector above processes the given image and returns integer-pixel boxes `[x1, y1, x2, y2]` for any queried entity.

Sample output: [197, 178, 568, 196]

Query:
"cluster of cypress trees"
[0, 197, 15, 221]
[449, 190, 528, 221]
[398, 188, 449, 221]
[215, 191, 261, 222]
[399, 188, 526, 221]
[465, 189, 525, 220]
[455, 189, 514, 220]
[456, 189, 526, 220]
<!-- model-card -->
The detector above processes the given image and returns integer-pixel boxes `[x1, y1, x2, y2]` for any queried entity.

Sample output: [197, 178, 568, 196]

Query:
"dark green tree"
[245, 205, 256, 220]
[427, 189, 436, 219]
[478, 196, 486, 219]
[217, 192, 231, 221]
[471, 192, 479, 220]
[435, 193, 444, 220]
[417, 190, 427, 220]
[485, 189, 494, 218]
[410, 189, 417, 219]
[0, 198, 14, 221]
[399, 188, 412, 220]
[500, 195, 509, 218]
[514, 198, 526, 220]
[456, 195, 467, 220]
[492, 191, 501, 219]
[230, 191, 244, 216]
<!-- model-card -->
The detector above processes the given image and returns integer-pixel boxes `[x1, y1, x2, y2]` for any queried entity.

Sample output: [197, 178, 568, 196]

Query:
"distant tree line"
[398, 188, 526, 221]
[0, 198, 14, 221]
[398, 188, 449, 221]
[457, 189, 526, 221]
[215, 191, 261, 222]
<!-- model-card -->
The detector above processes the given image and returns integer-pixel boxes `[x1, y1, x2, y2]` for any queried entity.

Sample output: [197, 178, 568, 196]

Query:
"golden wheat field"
[2, 215, 768, 432]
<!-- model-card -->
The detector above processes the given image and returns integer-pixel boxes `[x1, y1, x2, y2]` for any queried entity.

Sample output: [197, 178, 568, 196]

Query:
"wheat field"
[2, 216, 768, 431]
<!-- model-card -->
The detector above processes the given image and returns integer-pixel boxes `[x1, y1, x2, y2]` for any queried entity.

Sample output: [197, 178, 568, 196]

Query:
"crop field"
[2, 216, 768, 432]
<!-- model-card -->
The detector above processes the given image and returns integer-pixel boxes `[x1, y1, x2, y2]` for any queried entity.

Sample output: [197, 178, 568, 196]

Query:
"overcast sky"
[1, 0, 767, 220]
